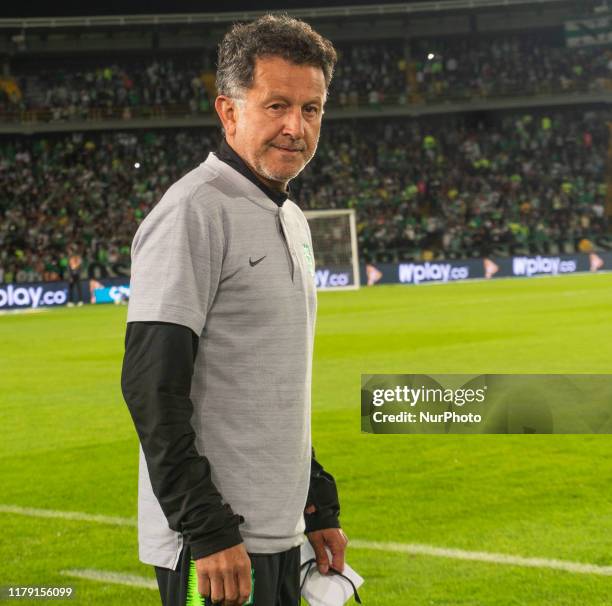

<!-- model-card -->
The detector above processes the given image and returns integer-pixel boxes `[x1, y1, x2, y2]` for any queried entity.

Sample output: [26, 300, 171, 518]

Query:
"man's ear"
[215, 96, 239, 138]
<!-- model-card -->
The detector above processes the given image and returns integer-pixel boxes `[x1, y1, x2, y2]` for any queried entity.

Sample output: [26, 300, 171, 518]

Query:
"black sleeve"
[304, 448, 341, 533]
[120, 320, 244, 560]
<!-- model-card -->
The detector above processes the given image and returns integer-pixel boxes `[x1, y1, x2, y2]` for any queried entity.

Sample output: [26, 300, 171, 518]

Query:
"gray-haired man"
[121, 14, 347, 606]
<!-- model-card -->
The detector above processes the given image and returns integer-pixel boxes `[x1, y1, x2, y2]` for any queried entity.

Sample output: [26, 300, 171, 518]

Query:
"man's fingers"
[237, 565, 252, 606]
[339, 529, 349, 546]
[311, 537, 330, 574]
[210, 573, 224, 604]
[198, 568, 250, 606]
[222, 570, 238, 606]
[329, 539, 345, 574]
[331, 529, 349, 572]
[194, 543, 251, 604]
[198, 572, 211, 600]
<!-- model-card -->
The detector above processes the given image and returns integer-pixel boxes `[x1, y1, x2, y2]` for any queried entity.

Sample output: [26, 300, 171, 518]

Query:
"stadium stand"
[2, 32, 612, 122]
[0, 108, 609, 283]
[1, 1, 611, 283]
[410, 33, 612, 103]
[302, 111, 609, 262]
[1, 54, 217, 123]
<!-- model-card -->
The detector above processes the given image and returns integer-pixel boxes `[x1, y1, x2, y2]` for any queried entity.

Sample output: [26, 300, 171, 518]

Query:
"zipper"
[277, 210, 295, 282]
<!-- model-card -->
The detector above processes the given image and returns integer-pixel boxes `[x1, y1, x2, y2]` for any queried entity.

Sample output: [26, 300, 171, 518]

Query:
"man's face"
[220, 56, 327, 191]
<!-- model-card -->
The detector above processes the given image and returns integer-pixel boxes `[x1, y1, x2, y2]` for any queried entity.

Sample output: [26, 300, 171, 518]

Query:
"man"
[66, 247, 84, 307]
[121, 14, 347, 606]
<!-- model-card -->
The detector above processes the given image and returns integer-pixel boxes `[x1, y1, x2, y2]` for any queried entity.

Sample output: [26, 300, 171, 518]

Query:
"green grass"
[2, 273, 612, 605]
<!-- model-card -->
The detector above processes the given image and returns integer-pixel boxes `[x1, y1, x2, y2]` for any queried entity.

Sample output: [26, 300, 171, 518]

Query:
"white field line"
[3, 504, 612, 577]
[0, 307, 48, 316]
[60, 569, 157, 590]
[0, 504, 136, 527]
[350, 539, 612, 576]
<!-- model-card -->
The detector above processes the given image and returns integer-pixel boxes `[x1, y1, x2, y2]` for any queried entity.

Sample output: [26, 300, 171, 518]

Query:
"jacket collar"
[216, 139, 290, 207]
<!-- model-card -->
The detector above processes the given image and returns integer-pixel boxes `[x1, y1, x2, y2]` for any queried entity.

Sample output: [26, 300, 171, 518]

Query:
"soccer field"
[2, 273, 612, 605]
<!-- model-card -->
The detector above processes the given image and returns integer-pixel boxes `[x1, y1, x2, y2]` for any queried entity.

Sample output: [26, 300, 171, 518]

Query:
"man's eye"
[269, 104, 284, 111]
[304, 106, 319, 115]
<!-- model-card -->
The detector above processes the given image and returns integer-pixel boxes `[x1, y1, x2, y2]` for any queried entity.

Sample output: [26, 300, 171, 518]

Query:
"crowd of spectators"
[299, 110, 608, 262]
[2, 55, 215, 122]
[332, 43, 407, 107]
[0, 109, 608, 283]
[2, 32, 612, 122]
[412, 35, 612, 101]
[0, 129, 217, 284]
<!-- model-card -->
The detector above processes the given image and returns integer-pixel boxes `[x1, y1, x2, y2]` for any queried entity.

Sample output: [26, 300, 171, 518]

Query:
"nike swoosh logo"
[249, 256, 266, 267]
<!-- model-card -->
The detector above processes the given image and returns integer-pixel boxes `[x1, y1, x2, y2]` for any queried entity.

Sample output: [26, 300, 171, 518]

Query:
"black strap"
[300, 558, 362, 604]
[300, 559, 315, 593]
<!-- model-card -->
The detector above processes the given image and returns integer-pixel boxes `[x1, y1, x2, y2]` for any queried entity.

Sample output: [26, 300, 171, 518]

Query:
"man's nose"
[282, 106, 305, 139]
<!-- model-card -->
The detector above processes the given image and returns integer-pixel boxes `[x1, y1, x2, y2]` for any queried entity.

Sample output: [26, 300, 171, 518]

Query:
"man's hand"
[194, 543, 251, 606]
[306, 527, 349, 575]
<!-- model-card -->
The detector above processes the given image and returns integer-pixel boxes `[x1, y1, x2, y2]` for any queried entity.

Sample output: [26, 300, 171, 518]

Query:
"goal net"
[304, 209, 360, 290]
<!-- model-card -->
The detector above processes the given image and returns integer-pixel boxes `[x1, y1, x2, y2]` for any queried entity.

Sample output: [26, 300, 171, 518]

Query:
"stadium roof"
[0, 0, 578, 28]
[2, 0, 553, 18]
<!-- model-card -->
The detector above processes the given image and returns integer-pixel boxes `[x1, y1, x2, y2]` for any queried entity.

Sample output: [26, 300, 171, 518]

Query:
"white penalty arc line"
[3, 504, 612, 577]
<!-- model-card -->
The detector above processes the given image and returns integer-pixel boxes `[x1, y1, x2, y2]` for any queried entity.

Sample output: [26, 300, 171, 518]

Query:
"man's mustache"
[270, 142, 306, 151]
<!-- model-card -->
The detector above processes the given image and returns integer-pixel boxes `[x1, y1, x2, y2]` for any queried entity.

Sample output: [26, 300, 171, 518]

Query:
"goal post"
[304, 208, 361, 291]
